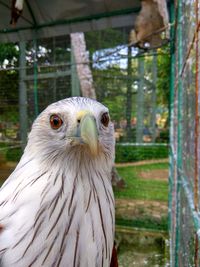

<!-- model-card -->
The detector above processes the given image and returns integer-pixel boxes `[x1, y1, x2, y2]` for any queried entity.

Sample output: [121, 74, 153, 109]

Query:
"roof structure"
[0, 0, 141, 43]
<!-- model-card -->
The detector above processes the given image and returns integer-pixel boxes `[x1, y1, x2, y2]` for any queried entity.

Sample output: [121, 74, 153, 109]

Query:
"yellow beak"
[77, 111, 98, 156]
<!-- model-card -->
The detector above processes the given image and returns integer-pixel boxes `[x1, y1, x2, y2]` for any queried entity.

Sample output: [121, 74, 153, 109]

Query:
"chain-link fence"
[170, 0, 200, 266]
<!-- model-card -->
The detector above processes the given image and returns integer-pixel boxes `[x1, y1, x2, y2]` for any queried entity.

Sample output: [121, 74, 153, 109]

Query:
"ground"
[114, 159, 169, 266]
[0, 161, 16, 182]
[114, 160, 168, 230]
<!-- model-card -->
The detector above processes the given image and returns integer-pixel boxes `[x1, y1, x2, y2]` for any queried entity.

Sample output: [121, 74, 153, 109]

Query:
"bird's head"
[25, 97, 115, 168]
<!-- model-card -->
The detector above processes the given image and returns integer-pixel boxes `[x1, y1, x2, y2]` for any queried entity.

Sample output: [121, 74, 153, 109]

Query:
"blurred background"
[0, 28, 170, 267]
[0, 1, 171, 266]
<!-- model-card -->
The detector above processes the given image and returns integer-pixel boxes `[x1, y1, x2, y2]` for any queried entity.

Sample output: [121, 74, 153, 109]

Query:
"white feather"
[15, 0, 24, 11]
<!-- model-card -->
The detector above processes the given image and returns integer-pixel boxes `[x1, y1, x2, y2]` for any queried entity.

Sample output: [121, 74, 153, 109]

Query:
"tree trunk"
[71, 45, 81, 97]
[70, 33, 96, 99]
[136, 55, 144, 143]
[70, 32, 124, 188]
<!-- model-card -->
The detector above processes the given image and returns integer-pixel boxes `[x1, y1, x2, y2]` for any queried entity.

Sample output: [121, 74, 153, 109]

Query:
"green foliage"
[93, 68, 127, 122]
[0, 70, 18, 102]
[6, 147, 22, 162]
[86, 28, 170, 139]
[103, 97, 125, 122]
[116, 216, 168, 231]
[0, 44, 19, 125]
[156, 47, 170, 106]
[115, 144, 169, 163]
[0, 69, 19, 125]
[0, 143, 9, 160]
[29, 37, 71, 66]
[0, 44, 19, 66]
[156, 129, 169, 143]
[0, 143, 22, 162]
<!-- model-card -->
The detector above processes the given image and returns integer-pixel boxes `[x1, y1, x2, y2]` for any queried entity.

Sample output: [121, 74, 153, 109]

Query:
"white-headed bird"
[0, 97, 117, 267]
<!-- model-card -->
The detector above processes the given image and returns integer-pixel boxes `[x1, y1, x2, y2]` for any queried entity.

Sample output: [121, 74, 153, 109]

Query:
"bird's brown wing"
[110, 244, 118, 267]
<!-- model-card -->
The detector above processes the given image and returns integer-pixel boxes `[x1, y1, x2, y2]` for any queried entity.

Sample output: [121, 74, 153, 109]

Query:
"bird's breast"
[0, 169, 115, 267]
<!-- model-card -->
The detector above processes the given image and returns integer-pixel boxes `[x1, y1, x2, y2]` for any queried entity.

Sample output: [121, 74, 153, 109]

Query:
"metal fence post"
[33, 37, 39, 117]
[175, 0, 183, 265]
[169, 0, 175, 265]
[19, 41, 28, 150]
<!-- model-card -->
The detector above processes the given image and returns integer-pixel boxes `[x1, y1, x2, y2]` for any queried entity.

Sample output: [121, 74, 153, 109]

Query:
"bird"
[10, 0, 24, 26]
[129, 0, 169, 49]
[0, 97, 118, 267]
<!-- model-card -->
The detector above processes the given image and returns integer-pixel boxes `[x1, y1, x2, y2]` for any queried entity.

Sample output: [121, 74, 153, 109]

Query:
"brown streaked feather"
[0, 224, 4, 233]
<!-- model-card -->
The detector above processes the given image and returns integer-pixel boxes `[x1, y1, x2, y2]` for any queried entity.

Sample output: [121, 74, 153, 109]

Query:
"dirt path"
[115, 158, 168, 167]
[138, 169, 168, 180]
[0, 161, 16, 181]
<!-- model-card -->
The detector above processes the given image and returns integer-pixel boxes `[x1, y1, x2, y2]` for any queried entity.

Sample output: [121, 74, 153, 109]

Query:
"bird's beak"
[74, 111, 98, 156]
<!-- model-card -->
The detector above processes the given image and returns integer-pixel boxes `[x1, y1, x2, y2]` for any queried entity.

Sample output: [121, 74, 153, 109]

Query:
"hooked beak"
[71, 111, 98, 156]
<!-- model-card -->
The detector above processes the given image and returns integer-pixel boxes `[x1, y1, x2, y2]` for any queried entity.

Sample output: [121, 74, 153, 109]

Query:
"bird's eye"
[101, 112, 109, 127]
[50, 114, 63, 129]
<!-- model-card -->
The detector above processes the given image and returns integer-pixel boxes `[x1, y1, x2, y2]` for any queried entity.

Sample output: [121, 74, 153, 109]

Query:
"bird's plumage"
[0, 97, 116, 267]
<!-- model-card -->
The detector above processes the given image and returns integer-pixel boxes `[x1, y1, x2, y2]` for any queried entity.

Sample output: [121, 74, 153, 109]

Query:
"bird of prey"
[0, 97, 117, 267]
[10, 0, 24, 26]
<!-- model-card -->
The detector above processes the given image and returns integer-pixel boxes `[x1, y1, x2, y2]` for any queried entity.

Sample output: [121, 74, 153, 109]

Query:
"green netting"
[170, 0, 200, 266]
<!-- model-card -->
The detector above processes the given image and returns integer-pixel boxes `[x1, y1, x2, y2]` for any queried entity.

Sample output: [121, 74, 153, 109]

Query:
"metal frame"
[0, 5, 140, 33]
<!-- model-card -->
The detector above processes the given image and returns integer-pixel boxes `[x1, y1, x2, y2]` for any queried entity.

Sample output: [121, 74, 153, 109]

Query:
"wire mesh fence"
[0, 26, 169, 161]
[170, 0, 200, 266]
[0, 19, 172, 267]
[0, 27, 170, 266]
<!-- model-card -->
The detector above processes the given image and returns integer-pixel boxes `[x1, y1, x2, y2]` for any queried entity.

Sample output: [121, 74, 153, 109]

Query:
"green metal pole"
[169, 0, 175, 266]
[175, 0, 183, 266]
[126, 46, 133, 141]
[19, 41, 28, 150]
[150, 52, 157, 142]
[33, 36, 39, 117]
[136, 53, 144, 143]
[194, 0, 200, 264]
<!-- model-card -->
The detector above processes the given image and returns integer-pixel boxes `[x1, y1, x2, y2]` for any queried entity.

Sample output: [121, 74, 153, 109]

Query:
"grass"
[114, 162, 168, 202]
[114, 162, 169, 231]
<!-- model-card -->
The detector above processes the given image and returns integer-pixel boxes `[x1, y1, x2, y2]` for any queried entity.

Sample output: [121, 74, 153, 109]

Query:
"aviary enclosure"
[0, 0, 199, 266]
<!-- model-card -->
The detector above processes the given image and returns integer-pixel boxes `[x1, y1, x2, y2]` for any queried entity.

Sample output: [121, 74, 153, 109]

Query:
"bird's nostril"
[77, 119, 81, 123]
